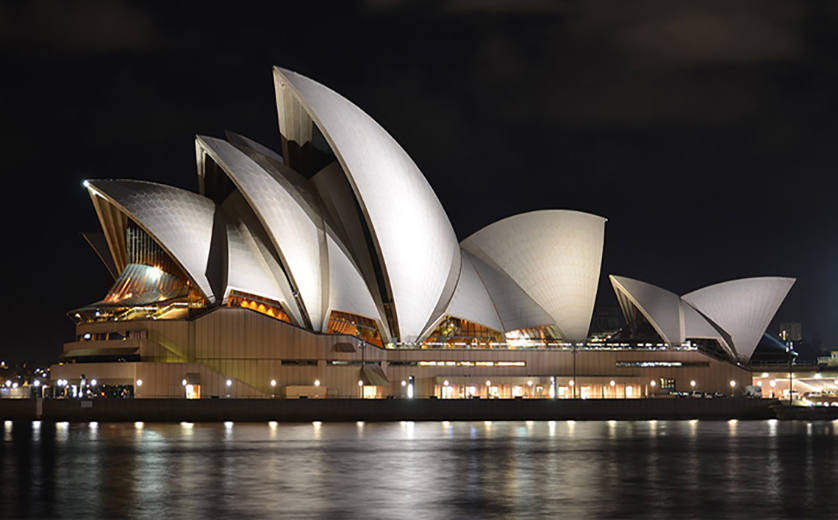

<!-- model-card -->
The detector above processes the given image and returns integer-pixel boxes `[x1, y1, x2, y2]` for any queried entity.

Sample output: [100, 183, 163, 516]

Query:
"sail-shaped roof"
[273, 68, 461, 343]
[462, 210, 606, 342]
[85, 180, 217, 302]
[682, 277, 795, 361]
[196, 135, 327, 330]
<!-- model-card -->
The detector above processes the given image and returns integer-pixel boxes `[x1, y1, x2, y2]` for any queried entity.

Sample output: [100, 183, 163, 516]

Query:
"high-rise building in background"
[780, 322, 802, 342]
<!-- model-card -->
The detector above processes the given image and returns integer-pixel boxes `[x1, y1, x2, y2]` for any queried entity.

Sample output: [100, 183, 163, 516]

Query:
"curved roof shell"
[445, 251, 504, 333]
[462, 210, 606, 342]
[610, 275, 684, 344]
[273, 67, 461, 343]
[462, 251, 553, 333]
[682, 277, 795, 361]
[325, 231, 387, 336]
[196, 135, 328, 330]
[224, 217, 290, 313]
[86, 180, 217, 302]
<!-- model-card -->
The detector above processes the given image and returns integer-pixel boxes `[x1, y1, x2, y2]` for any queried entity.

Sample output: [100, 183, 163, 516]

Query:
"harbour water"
[2, 419, 837, 518]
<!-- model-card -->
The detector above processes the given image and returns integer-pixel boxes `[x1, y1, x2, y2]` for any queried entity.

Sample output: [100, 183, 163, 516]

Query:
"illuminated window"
[326, 311, 383, 348]
[423, 316, 503, 349]
[660, 378, 676, 391]
[227, 290, 290, 324]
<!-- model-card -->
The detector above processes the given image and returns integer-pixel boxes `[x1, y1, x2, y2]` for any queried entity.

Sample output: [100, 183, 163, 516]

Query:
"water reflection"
[2, 420, 838, 518]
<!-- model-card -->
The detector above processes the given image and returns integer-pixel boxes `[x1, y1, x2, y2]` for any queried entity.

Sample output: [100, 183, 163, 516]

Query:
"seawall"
[1, 397, 775, 422]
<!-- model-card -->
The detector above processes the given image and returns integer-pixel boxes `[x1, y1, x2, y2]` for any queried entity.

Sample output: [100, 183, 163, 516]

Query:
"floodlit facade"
[51, 67, 790, 400]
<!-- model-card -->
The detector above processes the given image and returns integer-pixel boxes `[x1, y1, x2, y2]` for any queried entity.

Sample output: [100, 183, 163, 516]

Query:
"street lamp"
[730, 380, 736, 397]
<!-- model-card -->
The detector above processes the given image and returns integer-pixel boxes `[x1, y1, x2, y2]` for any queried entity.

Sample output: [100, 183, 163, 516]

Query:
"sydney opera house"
[50, 67, 794, 400]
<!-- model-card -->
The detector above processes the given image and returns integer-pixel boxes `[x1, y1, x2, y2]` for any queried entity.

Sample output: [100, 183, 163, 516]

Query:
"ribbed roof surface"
[274, 67, 461, 343]
[87, 180, 217, 302]
[463, 210, 606, 342]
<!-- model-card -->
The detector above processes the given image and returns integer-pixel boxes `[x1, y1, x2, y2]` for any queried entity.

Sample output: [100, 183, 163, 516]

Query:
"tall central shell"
[274, 68, 461, 343]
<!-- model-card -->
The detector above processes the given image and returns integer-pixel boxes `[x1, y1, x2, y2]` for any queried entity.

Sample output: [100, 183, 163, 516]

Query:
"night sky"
[2, 0, 836, 366]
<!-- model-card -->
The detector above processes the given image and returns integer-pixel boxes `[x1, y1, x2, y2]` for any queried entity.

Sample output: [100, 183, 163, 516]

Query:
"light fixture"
[270, 380, 277, 387]
[90, 379, 97, 386]
[443, 380, 449, 387]
[226, 379, 232, 387]
[314, 380, 321, 387]
[182, 379, 187, 387]
[401, 380, 406, 387]
[690, 380, 696, 388]
[136, 379, 143, 387]
[486, 380, 491, 387]
[610, 380, 616, 387]
[527, 380, 533, 387]
[358, 380, 364, 387]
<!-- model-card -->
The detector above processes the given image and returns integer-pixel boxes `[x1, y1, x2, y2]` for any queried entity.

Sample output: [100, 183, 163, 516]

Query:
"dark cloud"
[0, 0, 157, 55]
[614, 8, 803, 68]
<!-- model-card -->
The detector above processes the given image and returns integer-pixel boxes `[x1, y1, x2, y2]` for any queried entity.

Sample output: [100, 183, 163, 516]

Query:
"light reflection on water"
[2, 420, 838, 518]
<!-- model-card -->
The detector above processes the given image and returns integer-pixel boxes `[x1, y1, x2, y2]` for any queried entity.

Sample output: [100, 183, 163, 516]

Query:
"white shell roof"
[197, 135, 327, 330]
[466, 251, 554, 333]
[224, 217, 288, 311]
[682, 303, 724, 340]
[225, 130, 284, 164]
[610, 275, 684, 344]
[274, 67, 461, 343]
[325, 231, 385, 334]
[220, 191, 306, 327]
[682, 277, 795, 361]
[446, 251, 504, 332]
[86, 180, 217, 302]
[462, 210, 606, 342]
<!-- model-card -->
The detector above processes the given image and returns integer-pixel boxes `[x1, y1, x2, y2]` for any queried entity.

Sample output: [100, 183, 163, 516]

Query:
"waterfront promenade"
[0, 397, 775, 422]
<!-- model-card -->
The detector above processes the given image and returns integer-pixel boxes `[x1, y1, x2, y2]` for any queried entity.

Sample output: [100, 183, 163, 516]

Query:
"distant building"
[780, 322, 802, 342]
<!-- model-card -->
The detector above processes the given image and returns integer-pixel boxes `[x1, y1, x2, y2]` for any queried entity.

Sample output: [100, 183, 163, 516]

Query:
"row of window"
[76, 330, 148, 342]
